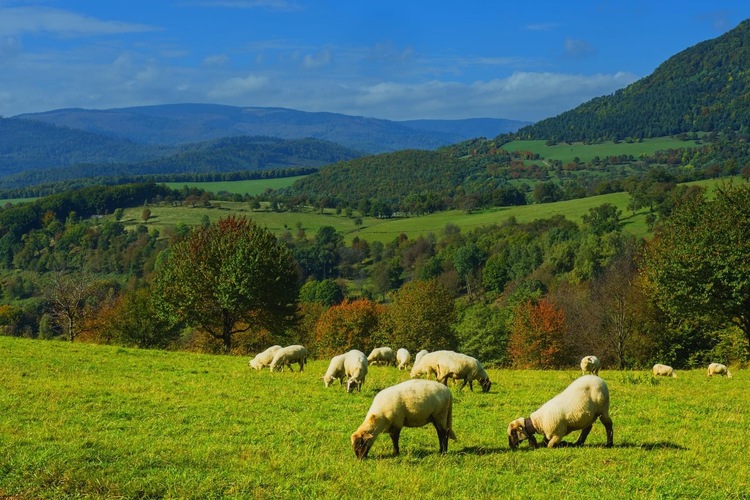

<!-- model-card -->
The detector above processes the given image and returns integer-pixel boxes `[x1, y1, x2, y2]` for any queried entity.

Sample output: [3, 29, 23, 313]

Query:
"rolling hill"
[13, 103, 529, 154]
[513, 19, 750, 142]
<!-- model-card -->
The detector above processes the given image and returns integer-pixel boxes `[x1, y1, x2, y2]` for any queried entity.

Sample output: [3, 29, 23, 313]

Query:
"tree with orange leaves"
[509, 298, 567, 369]
[313, 299, 385, 359]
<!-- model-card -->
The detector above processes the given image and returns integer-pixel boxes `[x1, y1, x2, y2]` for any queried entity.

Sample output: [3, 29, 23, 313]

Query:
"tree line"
[1, 181, 748, 370]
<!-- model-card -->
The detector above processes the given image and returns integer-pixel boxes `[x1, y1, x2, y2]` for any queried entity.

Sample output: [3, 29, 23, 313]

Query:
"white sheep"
[322, 353, 348, 387]
[507, 374, 613, 449]
[396, 348, 411, 370]
[435, 351, 491, 392]
[580, 355, 601, 376]
[411, 350, 491, 392]
[410, 350, 438, 380]
[350, 379, 457, 459]
[652, 363, 677, 378]
[345, 349, 368, 393]
[269, 345, 308, 372]
[367, 347, 396, 366]
[707, 363, 733, 378]
[248, 345, 282, 370]
[414, 349, 429, 367]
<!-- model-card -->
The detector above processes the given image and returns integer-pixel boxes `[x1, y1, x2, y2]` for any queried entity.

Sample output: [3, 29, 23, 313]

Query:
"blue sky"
[1, 1, 748, 122]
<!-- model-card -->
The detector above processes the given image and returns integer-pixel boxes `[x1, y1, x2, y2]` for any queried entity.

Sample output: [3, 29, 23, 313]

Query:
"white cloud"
[303, 49, 332, 69]
[208, 74, 270, 98]
[203, 54, 229, 66]
[525, 22, 559, 31]
[186, 0, 302, 11]
[564, 38, 596, 58]
[0, 6, 159, 38]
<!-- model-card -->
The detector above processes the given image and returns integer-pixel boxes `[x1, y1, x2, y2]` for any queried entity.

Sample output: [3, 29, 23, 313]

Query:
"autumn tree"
[45, 269, 105, 342]
[642, 183, 750, 347]
[382, 279, 457, 352]
[153, 216, 299, 353]
[312, 299, 385, 358]
[508, 298, 567, 369]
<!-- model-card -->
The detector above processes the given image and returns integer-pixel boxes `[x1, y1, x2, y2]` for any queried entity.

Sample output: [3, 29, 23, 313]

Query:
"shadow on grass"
[615, 440, 687, 451]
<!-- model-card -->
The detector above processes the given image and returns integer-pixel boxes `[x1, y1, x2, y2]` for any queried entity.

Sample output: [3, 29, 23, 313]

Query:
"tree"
[643, 183, 750, 347]
[383, 279, 457, 352]
[313, 299, 385, 358]
[153, 216, 299, 352]
[508, 298, 567, 369]
[45, 269, 104, 342]
[452, 243, 485, 298]
[141, 208, 151, 222]
[582, 203, 622, 235]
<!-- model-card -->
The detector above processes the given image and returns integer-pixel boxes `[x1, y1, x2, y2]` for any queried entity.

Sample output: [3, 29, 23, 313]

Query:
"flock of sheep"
[249, 345, 735, 459]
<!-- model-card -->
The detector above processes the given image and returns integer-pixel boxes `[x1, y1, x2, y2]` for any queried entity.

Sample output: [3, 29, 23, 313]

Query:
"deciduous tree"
[153, 216, 299, 353]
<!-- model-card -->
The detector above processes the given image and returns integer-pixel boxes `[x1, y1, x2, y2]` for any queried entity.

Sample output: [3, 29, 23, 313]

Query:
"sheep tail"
[447, 399, 457, 441]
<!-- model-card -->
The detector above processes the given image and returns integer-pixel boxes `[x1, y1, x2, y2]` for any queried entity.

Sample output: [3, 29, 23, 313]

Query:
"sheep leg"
[601, 416, 614, 447]
[546, 435, 562, 448]
[575, 425, 593, 446]
[389, 428, 401, 455]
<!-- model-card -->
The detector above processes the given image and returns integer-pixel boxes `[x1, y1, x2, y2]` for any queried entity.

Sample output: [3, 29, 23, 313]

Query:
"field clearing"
[164, 175, 307, 195]
[503, 137, 701, 163]
[1, 337, 748, 499]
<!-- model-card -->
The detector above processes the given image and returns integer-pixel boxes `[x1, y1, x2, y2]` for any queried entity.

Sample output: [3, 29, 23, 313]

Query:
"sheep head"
[507, 418, 538, 450]
[479, 378, 492, 393]
[351, 430, 374, 460]
[322, 375, 334, 387]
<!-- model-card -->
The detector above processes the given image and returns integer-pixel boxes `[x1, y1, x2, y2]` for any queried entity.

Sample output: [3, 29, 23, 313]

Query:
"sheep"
[507, 374, 613, 450]
[269, 345, 308, 372]
[322, 353, 348, 387]
[580, 355, 601, 376]
[414, 349, 429, 367]
[248, 345, 282, 370]
[707, 363, 733, 378]
[652, 363, 677, 378]
[396, 348, 411, 370]
[410, 350, 439, 380]
[367, 347, 396, 366]
[350, 379, 457, 459]
[345, 349, 368, 393]
[411, 350, 491, 392]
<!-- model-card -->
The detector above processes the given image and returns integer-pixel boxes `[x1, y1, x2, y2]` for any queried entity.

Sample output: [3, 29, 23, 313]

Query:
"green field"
[1, 336, 747, 498]
[503, 137, 701, 164]
[164, 175, 307, 196]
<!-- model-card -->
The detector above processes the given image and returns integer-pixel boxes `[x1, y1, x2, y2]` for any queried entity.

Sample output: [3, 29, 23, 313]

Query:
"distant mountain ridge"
[514, 19, 750, 142]
[14, 103, 530, 154]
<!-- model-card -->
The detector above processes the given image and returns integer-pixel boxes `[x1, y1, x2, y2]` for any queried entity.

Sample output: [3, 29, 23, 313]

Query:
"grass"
[503, 137, 702, 164]
[1, 336, 748, 499]
[164, 175, 307, 195]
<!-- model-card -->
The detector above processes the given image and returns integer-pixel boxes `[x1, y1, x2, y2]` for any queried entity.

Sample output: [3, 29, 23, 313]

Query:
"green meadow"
[503, 137, 701, 163]
[164, 175, 307, 195]
[1, 337, 747, 498]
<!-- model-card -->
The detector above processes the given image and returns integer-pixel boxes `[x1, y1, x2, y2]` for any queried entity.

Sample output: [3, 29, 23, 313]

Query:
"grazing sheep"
[410, 351, 439, 380]
[345, 350, 368, 393]
[367, 347, 396, 366]
[414, 349, 429, 367]
[350, 379, 457, 459]
[269, 345, 308, 372]
[248, 345, 282, 370]
[323, 353, 348, 387]
[435, 351, 491, 392]
[652, 363, 677, 378]
[411, 350, 491, 392]
[580, 355, 601, 376]
[707, 363, 733, 378]
[507, 374, 613, 450]
[396, 348, 411, 370]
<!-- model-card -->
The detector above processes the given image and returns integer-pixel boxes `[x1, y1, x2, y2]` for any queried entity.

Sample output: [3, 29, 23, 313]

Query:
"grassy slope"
[1, 336, 747, 498]
[502, 137, 700, 163]
[164, 175, 306, 196]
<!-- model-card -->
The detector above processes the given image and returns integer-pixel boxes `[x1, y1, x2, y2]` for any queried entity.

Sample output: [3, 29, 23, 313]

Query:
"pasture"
[164, 175, 307, 196]
[1, 337, 748, 499]
[502, 137, 701, 164]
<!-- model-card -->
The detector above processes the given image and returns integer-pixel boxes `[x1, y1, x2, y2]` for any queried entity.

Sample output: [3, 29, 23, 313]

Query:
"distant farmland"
[164, 175, 307, 195]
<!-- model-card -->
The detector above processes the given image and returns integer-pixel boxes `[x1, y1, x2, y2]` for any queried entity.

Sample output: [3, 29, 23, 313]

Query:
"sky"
[1, 1, 749, 123]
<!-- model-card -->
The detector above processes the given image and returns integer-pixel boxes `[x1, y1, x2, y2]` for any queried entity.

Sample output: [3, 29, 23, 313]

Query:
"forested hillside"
[514, 19, 750, 142]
